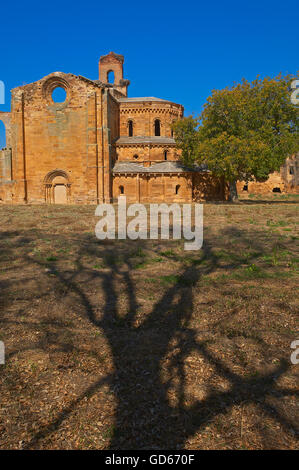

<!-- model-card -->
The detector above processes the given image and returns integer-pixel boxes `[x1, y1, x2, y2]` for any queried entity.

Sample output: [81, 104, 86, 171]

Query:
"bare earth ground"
[0, 195, 298, 450]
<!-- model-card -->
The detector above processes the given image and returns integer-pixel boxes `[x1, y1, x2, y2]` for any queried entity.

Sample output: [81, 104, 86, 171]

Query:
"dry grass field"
[0, 195, 298, 449]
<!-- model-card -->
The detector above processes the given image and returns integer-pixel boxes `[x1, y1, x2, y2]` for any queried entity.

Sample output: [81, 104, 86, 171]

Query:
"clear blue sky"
[0, 0, 298, 147]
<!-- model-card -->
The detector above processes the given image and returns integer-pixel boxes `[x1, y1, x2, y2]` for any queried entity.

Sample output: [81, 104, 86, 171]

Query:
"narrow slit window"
[128, 120, 133, 137]
[154, 119, 161, 136]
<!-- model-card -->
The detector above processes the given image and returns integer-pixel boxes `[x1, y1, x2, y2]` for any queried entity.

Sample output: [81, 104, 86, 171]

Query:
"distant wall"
[113, 173, 192, 203]
[0, 148, 12, 181]
[237, 154, 299, 196]
[0, 148, 14, 203]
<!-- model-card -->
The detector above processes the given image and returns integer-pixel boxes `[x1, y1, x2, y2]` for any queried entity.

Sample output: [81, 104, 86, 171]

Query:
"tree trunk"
[228, 181, 238, 202]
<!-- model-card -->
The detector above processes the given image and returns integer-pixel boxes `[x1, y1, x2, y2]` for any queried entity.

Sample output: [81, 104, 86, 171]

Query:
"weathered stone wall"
[237, 172, 284, 195]
[9, 73, 109, 204]
[116, 145, 178, 163]
[107, 93, 120, 169]
[279, 154, 299, 192]
[0, 181, 15, 203]
[99, 52, 129, 97]
[113, 173, 192, 203]
[0, 148, 12, 181]
[99, 53, 123, 85]
[192, 173, 226, 201]
[119, 101, 183, 138]
[237, 154, 299, 196]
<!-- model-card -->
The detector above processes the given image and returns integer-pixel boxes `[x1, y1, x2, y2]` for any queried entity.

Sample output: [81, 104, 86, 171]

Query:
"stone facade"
[237, 154, 299, 196]
[0, 52, 297, 204]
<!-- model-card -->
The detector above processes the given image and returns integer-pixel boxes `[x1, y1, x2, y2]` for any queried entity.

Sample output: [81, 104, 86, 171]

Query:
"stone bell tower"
[98, 52, 130, 97]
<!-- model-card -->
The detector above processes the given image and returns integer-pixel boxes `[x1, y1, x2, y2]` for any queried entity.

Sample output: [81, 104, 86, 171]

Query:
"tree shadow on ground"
[0, 226, 298, 449]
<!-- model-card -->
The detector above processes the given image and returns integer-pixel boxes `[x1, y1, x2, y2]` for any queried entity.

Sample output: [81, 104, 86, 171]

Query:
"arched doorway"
[44, 170, 70, 204]
[54, 184, 67, 203]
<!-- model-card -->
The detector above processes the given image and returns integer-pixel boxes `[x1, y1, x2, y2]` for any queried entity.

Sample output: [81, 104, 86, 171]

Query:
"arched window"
[128, 120, 133, 137]
[107, 70, 115, 84]
[133, 154, 138, 159]
[0, 120, 6, 149]
[154, 119, 161, 136]
[242, 184, 248, 191]
[175, 184, 180, 195]
[164, 150, 168, 161]
[119, 185, 124, 195]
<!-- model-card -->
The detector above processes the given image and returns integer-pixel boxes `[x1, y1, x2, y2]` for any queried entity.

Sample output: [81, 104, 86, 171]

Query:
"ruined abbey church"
[0, 52, 298, 204]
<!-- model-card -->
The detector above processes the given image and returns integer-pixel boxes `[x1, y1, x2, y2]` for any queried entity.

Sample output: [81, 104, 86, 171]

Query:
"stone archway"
[44, 170, 71, 204]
